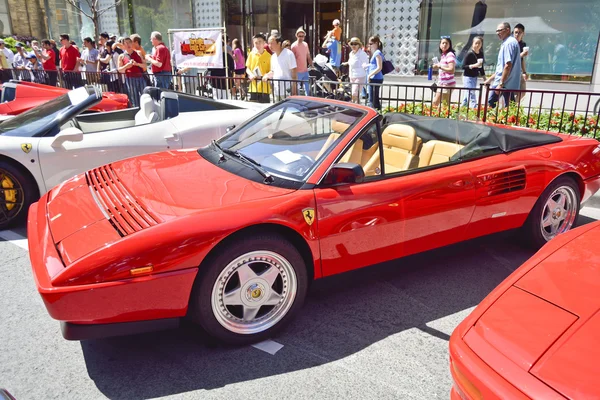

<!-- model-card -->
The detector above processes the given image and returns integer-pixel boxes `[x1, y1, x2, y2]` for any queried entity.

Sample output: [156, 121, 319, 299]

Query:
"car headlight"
[450, 356, 483, 400]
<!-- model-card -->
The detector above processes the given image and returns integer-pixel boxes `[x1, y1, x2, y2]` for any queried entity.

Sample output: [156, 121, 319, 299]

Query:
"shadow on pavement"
[81, 216, 596, 399]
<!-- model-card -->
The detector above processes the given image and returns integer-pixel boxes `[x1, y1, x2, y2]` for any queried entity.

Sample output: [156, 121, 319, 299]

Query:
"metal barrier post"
[481, 84, 489, 122]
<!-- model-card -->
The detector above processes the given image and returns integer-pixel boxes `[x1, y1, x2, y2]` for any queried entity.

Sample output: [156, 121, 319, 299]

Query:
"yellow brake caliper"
[1, 173, 16, 211]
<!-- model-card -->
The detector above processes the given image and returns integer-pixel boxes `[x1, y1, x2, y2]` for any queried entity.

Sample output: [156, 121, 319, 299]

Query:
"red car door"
[314, 121, 478, 277]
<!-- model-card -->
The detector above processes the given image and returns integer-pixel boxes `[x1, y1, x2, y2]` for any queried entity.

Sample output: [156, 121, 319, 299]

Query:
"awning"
[454, 16, 561, 35]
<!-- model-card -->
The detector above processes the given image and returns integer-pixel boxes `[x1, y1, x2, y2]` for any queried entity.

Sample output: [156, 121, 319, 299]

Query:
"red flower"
[507, 116, 517, 124]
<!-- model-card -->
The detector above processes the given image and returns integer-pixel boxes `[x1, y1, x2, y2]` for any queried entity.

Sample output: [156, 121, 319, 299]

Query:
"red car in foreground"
[0, 81, 128, 115]
[449, 221, 600, 399]
[28, 97, 600, 344]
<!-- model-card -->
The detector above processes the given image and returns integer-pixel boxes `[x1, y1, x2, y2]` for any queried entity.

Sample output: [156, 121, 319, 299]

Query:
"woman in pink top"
[232, 39, 246, 98]
[432, 36, 456, 107]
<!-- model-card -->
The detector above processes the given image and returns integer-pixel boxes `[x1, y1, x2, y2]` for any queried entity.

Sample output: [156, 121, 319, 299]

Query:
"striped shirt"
[438, 51, 456, 86]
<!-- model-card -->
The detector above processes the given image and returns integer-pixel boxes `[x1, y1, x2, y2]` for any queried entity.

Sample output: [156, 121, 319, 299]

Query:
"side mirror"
[322, 163, 365, 186]
[51, 127, 83, 148]
[226, 125, 235, 133]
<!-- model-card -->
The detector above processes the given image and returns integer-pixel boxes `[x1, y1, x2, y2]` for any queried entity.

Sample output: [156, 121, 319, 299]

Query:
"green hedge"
[382, 103, 600, 137]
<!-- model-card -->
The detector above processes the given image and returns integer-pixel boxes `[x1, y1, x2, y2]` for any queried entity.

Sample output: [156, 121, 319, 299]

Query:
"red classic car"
[28, 97, 600, 344]
[0, 81, 128, 115]
[449, 221, 600, 399]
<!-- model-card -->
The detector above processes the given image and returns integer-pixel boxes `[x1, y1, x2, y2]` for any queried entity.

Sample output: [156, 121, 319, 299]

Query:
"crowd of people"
[0, 31, 173, 107]
[0, 19, 535, 112]
[431, 21, 530, 109]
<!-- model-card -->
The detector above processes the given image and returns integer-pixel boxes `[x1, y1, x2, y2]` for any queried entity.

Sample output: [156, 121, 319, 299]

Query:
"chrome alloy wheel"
[541, 185, 578, 241]
[0, 168, 24, 226]
[211, 250, 298, 335]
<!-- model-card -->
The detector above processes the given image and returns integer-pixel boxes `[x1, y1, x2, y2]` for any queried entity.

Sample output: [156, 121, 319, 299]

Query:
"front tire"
[188, 234, 308, 345]
[524, 176, 580, 248]
[0, 162, 37, 230]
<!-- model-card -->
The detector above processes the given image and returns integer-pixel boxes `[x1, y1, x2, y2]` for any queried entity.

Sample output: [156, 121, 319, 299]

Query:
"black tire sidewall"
[0, 162, 38, 230]
[189, 233, 309, 345]
[525, 176, 581, 248]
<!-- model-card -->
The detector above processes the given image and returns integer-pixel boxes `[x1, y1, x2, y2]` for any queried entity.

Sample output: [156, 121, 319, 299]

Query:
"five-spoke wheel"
[525, 176, 580, 248]
[0, 163, 37, 230]
[189, 234, 308, 345]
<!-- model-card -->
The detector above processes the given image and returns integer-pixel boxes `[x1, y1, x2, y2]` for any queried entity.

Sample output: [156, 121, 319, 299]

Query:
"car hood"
[464, 223, 600, 399]
[515, 223, 600, 399]
[47, 149, 294, 266]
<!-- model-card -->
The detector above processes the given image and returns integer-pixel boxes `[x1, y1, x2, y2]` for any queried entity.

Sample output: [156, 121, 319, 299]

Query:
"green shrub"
[382, 102, 600, 137]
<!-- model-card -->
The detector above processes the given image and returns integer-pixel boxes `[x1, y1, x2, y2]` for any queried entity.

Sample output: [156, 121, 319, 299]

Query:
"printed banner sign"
[172, 30, 223, 69]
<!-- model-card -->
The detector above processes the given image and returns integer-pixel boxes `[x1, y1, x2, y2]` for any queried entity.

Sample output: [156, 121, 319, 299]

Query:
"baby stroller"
[309, 54, 351, 101]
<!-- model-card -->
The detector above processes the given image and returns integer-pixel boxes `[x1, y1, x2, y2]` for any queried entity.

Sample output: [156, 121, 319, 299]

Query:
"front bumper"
[449, 331, 527, 400]
[28, 195, 198, 329]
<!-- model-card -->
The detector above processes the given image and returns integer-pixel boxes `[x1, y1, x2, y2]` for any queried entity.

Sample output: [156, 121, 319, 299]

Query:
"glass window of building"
[417, 0, 600, 81]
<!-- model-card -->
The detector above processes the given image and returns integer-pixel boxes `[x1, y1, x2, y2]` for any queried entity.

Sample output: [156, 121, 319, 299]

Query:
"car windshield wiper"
[211, 140, 274, 183]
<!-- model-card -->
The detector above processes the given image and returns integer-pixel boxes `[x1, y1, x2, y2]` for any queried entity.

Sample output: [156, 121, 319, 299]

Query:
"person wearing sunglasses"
[366, 36, 384, 110]
[342, 37, 369, 103]
[292, 27, 313, 95]
[484, 22, 521, 108]
[432, 36, 456, 107]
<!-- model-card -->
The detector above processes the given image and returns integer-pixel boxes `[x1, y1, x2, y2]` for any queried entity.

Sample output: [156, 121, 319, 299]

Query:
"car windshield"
[217, 99, 365, 181]
[0, 87, 92, 137]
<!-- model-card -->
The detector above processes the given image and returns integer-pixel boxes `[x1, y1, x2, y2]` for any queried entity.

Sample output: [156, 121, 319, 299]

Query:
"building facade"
[2, 0, 598, 83]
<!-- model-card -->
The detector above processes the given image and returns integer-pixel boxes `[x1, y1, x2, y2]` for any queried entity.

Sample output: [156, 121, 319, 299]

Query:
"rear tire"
[523, 176, 580, 248]
[188, 233, 308, 345]
[0, 161, 38, 230]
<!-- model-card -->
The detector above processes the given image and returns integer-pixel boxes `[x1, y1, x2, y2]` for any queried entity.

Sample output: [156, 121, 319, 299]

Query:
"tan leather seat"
[315, 120, 353, 161]
[418, 140, 464, 167]
[363, 124, 419, 175]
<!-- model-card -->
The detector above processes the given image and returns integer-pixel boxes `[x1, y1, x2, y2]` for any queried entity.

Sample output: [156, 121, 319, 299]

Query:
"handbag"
[430, 81, 438, 93]
[382, 59, 394, 75]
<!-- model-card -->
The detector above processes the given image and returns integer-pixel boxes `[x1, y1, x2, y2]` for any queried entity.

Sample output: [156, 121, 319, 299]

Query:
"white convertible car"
[0, 85, 267, 229]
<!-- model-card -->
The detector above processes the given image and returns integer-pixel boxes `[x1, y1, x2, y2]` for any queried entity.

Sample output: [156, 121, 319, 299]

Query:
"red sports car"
[449, 221, 600, 399]
[28, 97, 600, 344]
[0, 81, 128, 115]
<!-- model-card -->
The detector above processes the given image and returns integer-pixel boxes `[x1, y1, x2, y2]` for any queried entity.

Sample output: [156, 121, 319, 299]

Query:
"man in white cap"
[291, 27, 313, 95]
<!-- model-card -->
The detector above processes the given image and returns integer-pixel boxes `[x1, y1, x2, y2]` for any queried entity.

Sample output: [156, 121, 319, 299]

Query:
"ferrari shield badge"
[21, 143, 32, 154]
[302, 208, 315, 226]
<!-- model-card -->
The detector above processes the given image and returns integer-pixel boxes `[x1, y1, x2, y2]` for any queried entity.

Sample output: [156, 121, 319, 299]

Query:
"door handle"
[452, 180, 466, 187]
[164, 133, 180, 141]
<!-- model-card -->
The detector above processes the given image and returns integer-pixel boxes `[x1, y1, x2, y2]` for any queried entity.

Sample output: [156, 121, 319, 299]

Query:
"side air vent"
[479, 168, 526, 196]
[86, 165, 159, 236]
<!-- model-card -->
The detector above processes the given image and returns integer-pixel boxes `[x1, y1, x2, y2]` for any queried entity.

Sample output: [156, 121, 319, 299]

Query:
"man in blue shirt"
[485, 22, 521, 108]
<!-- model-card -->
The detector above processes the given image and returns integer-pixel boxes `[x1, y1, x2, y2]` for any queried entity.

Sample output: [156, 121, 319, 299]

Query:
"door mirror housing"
[51, 127, 83, 148]
[322, 163, 365, 186]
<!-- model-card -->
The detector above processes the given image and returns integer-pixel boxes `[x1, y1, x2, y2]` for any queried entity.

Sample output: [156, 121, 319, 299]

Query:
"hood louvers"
[86, 165, 159, 236]
[479, 168, 526, 197]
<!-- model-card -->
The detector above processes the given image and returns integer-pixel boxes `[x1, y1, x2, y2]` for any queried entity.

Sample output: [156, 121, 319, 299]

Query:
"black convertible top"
[382, 113, 562, 160]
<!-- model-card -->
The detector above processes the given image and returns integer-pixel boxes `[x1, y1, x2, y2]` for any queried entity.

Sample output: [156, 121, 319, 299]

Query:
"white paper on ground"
[251, 339, 284, 355]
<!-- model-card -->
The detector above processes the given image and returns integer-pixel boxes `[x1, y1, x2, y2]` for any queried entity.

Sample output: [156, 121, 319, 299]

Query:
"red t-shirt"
[122, 51, 144, 77]
[60, 45, 80, 71]
[42, 48, 57, 71]
[151, 43, 171, 73]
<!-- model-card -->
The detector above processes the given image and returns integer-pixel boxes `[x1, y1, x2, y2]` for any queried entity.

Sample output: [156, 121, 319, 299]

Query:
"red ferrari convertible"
[28, 97, 600, 344]
[449, 221, 600, 399]
[0, 81, 128, 115]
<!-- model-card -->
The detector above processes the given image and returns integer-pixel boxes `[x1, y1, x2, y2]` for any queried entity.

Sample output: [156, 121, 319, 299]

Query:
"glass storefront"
[132, 0, 193, 53]
[417, 0, 600, 81]
[225, 0, 341, 55]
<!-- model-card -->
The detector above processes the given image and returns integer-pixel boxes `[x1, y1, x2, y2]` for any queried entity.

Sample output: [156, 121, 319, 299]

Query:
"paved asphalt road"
[2, 206, 599, 400]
